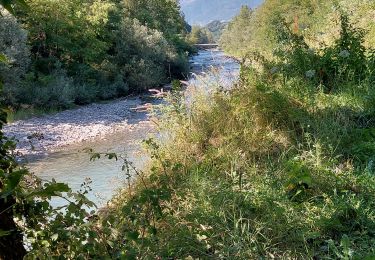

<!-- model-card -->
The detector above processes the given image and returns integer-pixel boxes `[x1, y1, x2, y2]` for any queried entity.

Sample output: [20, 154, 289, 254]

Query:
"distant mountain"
[180, 0, 263, 25]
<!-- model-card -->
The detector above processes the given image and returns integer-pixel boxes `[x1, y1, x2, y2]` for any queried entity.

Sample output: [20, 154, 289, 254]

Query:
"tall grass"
[19, 13, 375, 259]
[97, 14, 375, 259]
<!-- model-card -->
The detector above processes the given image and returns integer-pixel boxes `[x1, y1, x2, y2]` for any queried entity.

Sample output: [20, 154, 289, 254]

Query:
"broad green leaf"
[0, 169, 27, 198]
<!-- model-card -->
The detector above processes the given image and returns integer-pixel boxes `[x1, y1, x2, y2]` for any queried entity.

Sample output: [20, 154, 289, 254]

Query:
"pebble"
[4, 96, 159, 157]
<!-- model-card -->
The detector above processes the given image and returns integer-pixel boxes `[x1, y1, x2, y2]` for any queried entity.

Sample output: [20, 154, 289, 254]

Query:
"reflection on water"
[27, 49, 240, 206]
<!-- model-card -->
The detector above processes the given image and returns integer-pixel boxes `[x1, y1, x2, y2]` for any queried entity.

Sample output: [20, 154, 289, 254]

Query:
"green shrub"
[271, 13, 371, 93]
[73, 84, 97, 105]
[0, 12, 30, 107]
[18, 68, 75, 109]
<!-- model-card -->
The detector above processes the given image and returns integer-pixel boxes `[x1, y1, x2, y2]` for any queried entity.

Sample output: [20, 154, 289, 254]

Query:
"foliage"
[119, 0, 192, 79]
[22, 0, 113, 75]
[220, 0, 375, 58]
[83, 6, 375, 259]
[0, 0, 192, 111]
[187, 25, 214, 44]
[220, 5, 255, 56]
[272, 14, 369, 91]
[1, 68, 109, 259]
[2, 0, 375, 259]
[115, 18, 175, 90]
[122, 0, 186, 40]
[0, 40, 102, 259]
[0, 11, 30, 106]
[18, 67, 76, 109]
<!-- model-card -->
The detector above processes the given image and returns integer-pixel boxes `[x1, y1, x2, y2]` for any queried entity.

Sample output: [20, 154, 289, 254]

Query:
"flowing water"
[26, 49, 240, 206]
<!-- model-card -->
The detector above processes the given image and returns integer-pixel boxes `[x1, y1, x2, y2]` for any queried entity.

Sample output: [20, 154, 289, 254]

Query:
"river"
[24, 49, 240, 206]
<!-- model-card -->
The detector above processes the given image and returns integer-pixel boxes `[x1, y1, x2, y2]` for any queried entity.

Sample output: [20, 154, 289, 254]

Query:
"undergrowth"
[99, 14, 375, 259]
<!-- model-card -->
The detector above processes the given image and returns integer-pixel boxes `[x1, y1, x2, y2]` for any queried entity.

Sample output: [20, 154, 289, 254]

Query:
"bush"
[18, 67, 75, 109]
[97, 75, 129, 100]
[73, 84, 97, 105]
[115, 18, 177, 91]
[271, 14, 371, 93]
[0, 11, 30, 106]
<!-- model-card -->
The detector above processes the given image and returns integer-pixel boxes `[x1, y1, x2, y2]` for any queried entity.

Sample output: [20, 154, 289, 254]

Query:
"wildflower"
[305, 69, 316, 78]
[339, 50, 350, 58]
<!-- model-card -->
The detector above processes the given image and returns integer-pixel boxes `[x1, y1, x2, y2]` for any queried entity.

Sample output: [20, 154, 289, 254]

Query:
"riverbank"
[4, 94, 160, 158]
[5, 49, 238, 160]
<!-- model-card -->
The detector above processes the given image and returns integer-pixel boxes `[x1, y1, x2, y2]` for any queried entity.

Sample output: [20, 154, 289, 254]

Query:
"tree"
[188, 25, 214, 44]
[121, 0, 186, 39]
[0, 11, 30, 106]
[220, 0, 375, 58]
[21, 0, 113, 77]
[115, 18, 174, 90]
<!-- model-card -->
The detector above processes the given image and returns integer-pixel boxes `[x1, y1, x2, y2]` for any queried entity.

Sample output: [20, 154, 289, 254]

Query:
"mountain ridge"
[180, 0, 262, 25]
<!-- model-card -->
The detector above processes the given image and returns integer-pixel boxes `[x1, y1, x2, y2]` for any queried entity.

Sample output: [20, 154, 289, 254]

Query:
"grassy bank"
[98, 13, 375, 259]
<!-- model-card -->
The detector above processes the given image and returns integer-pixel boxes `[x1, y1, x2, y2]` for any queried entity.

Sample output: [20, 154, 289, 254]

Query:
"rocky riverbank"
[4, 95, 160, 158]
[5, 49, 239, 160]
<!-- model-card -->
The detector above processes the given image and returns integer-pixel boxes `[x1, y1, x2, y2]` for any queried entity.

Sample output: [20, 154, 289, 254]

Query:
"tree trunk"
[0, 198, 27, 260]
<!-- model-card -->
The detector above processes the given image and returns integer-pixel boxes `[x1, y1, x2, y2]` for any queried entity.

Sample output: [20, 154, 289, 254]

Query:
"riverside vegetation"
[187, 21, 227, 45]
[1, 0, 375, 259]
[0, 0, 192, 117]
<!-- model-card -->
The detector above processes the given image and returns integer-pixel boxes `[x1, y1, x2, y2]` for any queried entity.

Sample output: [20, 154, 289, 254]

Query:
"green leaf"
[0, 169, 27, 198]
[106, 153, 118, 161]
[0, 53, 7, 63]
[41, 240, 50, 247]
[340, 235, 353, 258]
[299, 174, 312, 186]
[51, 233, 59, 241]
[107, 240, 114, 248]
[0, 229, 11, 237]
[126, 231, 139, 240]
[29, 182, 70, 198]
[306, 231, 321, 240]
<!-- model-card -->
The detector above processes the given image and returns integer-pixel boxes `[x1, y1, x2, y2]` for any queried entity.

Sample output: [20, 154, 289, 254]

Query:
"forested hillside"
[0, 0, 191, 113]
[186, 21, 227, 44]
